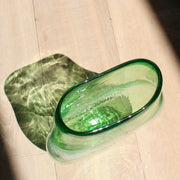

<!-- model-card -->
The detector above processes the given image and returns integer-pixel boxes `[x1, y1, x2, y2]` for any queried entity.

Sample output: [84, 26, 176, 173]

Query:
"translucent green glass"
[47, 59, 163, 162]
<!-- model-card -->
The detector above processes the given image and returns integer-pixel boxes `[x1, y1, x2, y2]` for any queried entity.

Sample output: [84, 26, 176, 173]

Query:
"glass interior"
[60, 61, 159, 132]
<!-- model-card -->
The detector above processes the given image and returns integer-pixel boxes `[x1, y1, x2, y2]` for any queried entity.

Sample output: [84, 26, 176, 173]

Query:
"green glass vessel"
[47, 59, 163, 162]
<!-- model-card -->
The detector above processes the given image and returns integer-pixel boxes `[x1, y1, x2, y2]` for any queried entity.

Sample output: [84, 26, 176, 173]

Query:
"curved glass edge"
[47, 94, 163, 162]
[55, 58, 163, 136]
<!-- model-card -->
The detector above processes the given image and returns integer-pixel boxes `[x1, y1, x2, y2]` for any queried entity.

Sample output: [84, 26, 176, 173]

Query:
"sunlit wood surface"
[0, 0, 180, 179]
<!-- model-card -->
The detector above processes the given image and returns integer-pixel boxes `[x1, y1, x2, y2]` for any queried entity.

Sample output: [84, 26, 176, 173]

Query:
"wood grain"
[107, 0, 180, 179]
[33, 0, 120, 72]
[10, 154, 56, 180]
[55, 134, 145, 180]
[0, 0, 55, 179]
[33, 0, 144, 179]
[0, 0, 43, 156]
[0, 0, 180, 179]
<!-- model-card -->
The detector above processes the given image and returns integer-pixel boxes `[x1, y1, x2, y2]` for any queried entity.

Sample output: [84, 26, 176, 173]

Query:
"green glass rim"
[55, 58, 163, 136]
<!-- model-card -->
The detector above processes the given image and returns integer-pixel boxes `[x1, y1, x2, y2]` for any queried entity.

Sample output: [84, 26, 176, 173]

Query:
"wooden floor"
[1, 0, 180, 179]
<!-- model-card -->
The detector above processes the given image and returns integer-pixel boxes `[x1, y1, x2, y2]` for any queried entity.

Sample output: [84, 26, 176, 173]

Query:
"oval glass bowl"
[47, 59, 163, 162]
